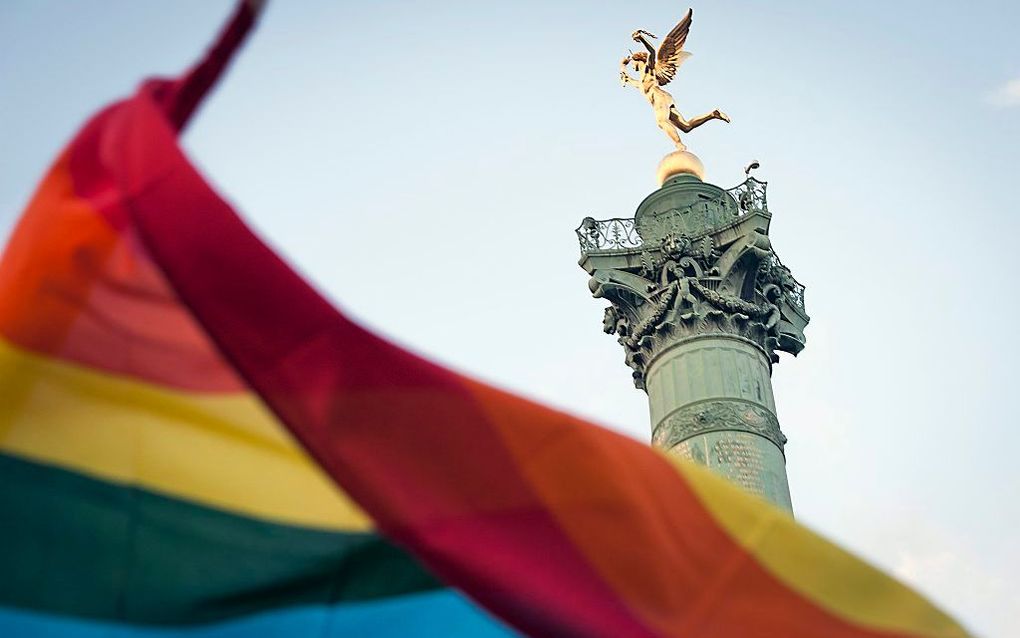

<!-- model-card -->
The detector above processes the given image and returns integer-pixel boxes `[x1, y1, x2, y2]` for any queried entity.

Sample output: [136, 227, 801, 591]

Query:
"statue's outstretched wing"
[655, 9, 693, 86]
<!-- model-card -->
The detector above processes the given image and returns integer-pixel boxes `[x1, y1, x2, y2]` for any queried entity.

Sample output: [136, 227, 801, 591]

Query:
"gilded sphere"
[656, 150, 705, 185]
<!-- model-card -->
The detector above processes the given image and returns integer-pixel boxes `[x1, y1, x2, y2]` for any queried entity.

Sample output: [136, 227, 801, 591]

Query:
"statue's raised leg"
[670, 108, 730, 134]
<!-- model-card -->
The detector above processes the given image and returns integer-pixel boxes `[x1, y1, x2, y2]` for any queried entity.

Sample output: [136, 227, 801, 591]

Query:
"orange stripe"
[0, 152, 115, 352]
[0, 152, 243, 392]
[463, 379, 932, 637]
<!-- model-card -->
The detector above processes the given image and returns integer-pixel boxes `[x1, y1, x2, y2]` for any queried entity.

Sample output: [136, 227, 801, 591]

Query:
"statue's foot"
[714, 110, 731, 123]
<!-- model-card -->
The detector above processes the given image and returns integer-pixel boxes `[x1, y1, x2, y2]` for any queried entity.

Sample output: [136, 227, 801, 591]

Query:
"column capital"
[579, 176, 809, 390]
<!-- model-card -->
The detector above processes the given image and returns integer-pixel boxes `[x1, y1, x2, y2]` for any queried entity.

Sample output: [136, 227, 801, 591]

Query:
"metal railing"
[576, 216, 642, 252]
[728, 177, 768, 215]
[576, 177, 770, 256]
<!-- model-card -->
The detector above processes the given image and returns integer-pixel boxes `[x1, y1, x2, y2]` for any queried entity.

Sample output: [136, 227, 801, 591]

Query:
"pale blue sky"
[2, 2, 1018, 635]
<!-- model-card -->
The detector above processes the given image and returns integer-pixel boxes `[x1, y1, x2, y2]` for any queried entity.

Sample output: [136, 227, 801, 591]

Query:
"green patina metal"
[577, 174, 808, 512]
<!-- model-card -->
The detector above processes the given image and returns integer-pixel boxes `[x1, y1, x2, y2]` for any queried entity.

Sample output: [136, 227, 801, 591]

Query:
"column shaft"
[646, 335, 792, 511]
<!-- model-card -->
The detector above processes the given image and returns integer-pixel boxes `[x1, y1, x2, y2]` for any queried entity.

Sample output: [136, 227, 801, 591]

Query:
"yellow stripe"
[668, 455, 969, 637]
[0, 337, 372, 532]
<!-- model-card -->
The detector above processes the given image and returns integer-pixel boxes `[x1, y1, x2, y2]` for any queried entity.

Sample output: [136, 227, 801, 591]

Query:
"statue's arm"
[619, 57, 640, 87]
[634, 34, 657, 69]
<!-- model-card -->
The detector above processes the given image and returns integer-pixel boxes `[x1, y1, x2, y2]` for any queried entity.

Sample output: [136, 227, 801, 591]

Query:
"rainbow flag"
[0, 3, 970, 637]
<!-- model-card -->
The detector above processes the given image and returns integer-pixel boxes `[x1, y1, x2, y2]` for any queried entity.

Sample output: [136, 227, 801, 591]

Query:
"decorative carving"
[591, 233, 783, 386]
[661, 231, 691, 258]
[602, 306, 629, 336]
[596, 281, 780, 388]
[634, 195, 736, 243]
[689, 279, 768, 317]
[653, 400, 787, 451]
[624, 283, 677, 349]
[581, 175, 808, 388]
[757, 251, 805, 310]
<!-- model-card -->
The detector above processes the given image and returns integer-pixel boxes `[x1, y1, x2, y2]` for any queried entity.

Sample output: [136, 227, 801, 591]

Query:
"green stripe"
[0, 453, 441, 625]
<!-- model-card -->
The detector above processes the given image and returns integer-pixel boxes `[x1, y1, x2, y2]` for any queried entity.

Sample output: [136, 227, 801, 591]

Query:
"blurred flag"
[0, 2, 970, 637]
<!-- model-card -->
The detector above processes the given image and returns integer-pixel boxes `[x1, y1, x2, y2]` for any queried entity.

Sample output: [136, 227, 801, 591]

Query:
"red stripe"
[149, 0, 257, 132]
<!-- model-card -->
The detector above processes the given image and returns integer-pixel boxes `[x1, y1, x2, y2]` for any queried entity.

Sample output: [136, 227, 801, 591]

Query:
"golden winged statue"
[620, 8, 729, 151]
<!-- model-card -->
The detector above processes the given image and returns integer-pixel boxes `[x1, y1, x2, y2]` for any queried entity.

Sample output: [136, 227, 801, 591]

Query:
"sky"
[2, 1, 1018, 635]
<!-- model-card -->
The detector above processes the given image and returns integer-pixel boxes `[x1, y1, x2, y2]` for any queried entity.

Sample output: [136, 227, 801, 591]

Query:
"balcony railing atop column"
[575, 177, 771, 256]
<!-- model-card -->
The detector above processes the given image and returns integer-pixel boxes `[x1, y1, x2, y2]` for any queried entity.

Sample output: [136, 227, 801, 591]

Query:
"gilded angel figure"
[620, 9, 730, 150]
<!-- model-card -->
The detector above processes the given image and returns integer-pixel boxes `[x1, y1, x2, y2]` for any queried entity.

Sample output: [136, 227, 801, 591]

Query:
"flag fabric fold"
[0, 2, 970, 637]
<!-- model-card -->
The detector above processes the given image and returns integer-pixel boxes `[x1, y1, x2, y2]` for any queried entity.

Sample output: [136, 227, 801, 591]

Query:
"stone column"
[646, 334, 791, 509]
[577, 173, 809, 512]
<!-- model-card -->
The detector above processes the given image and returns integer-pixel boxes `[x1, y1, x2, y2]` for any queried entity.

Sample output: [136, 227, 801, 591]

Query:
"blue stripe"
[0, 591, 519, 637]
